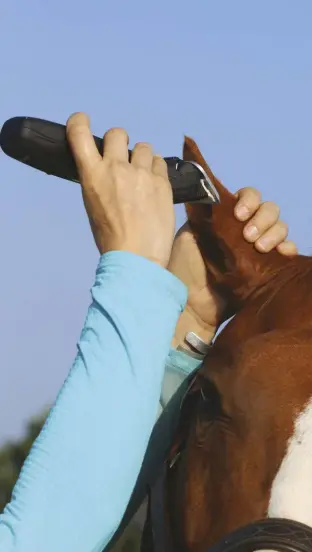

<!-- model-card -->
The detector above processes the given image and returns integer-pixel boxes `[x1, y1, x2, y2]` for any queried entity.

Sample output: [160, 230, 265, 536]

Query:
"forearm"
[171, 306, 216, 351]
[0, 251, 187, 552]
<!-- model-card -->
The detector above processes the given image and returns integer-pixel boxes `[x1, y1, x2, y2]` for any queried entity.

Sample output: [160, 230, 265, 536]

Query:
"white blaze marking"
[268, 397, 312, 527]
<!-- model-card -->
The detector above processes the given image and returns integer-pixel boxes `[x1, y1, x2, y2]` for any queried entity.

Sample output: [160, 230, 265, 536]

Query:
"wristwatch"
[177, 331, 212, 359]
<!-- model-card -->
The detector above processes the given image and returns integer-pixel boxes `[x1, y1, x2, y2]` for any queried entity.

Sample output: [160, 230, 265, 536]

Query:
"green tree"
[0, 413, 45, 511]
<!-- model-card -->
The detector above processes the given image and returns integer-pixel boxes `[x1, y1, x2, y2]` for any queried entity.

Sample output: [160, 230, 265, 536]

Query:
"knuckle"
[263, 200, 280, 216]
[66, 112, 88, 132]
[105, 127, 128, 140]
[154, 154, 166, 166]
[243, 187, 261, 201]
[289, 241, 298, 252]
[107, 159, 126, 173]
[279, 220, 288, 233]
[234, 187, 244, 198]
[136, 166, 150, 180]
[135, 141, 152, 150]
[67, 111, 82, 123]
[245, 186, 258, 195]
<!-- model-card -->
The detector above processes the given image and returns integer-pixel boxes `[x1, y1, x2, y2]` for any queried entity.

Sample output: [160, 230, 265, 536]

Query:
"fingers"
[234, 187, 261, 221]
[131, 142, 154, 170]
[254, 220, 288, 252]
[234, 187, 298, 255]
[66, 113, 101, 177]
[276, 240, 298, 256]
[152, 155, 173, 202]
[152, 155, 169, 179]
[243, 201, 281, 243]
[103, 127, 129, 163]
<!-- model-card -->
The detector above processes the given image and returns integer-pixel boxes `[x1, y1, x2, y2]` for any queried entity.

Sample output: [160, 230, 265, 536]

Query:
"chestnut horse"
[165, 138, 312, 552]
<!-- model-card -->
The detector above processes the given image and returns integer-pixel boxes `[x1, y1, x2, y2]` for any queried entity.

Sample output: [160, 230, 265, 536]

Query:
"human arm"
[0, 252, 186, 552]
[0, 116, 179, 552]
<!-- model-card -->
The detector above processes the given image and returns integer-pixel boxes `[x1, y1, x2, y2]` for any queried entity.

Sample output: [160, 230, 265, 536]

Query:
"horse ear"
[183, 136, 235, 230]
[183, 136, 208, 165]
[183, 137, 234, 205]
[183, 136, 218, 187]
[182, 137, 284, 301]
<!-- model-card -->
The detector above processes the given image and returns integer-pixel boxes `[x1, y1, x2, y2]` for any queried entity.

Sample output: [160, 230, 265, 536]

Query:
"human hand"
[169, 187, 298, 349]
[66, 113, 175, 267]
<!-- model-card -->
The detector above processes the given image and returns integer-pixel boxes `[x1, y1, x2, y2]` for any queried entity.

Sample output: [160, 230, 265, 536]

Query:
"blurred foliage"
[0, 413, 45, 511]
[0, 413, 142, 552]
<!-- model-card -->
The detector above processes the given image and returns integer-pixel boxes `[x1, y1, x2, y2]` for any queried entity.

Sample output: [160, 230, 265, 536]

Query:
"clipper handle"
[0, 117, 219, 205]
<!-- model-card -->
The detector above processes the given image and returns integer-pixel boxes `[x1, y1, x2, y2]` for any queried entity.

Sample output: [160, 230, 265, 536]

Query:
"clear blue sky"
[1, 0, 312, 444]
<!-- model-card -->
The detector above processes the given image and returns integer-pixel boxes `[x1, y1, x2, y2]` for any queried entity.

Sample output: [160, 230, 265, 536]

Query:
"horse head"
[166, 137, 312, 552]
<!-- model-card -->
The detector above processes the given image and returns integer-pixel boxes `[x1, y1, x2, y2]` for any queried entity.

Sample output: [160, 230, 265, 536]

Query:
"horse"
[162, 137, 312, 552]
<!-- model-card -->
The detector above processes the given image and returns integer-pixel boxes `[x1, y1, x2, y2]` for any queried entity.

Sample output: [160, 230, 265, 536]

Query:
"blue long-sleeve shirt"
[0, 251, 201, 552]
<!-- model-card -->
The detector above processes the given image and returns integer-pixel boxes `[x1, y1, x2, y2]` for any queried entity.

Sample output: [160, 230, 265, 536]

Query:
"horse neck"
[170, 256, 312, 552]
[180, 139, 312, 550]
[173, 332, 312, 552]
[211, 254, 312, 345]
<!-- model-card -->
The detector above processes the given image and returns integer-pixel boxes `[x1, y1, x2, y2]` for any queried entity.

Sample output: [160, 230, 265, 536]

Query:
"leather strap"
[208, 518, 312, 552]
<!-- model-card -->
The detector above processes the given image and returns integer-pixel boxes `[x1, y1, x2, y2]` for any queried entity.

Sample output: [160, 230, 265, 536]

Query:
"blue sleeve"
[0, 251, 187, 552]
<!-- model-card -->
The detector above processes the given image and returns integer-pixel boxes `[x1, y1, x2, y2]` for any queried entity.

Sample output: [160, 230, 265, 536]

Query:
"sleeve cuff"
[96, 251, 188, 313]
[167, 346, 203, 376]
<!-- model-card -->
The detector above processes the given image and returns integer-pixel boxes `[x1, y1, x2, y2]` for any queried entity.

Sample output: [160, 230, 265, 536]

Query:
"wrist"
[172, 306, 216, 352]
